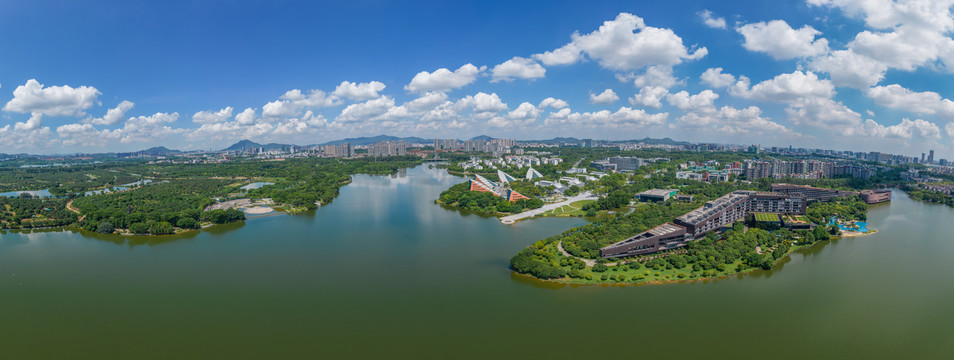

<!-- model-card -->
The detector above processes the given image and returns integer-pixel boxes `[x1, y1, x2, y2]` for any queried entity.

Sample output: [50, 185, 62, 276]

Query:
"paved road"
[499, 192, 597, 224]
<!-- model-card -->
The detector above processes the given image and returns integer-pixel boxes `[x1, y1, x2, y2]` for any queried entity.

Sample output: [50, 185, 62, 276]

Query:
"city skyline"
[2, 1, 954, 157]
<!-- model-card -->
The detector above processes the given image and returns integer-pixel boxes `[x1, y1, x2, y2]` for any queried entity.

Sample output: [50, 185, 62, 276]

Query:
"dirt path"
[66, 199, 85, 221]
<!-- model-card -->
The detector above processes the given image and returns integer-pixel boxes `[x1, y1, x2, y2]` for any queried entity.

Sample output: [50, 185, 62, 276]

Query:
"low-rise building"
[637, 189, 679, 202]
[860, 189, 892, 204]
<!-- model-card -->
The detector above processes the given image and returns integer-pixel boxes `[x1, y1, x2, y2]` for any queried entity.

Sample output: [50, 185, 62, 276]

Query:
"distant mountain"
[632, 137, 690, 145]
[469, 135, 495, 141]
[119, 146, 183, 156]
[320, 135, 429, 146]
[522, 137, 581, 145]
[220, 140, 297, 152]
[222, 140, 262, 152]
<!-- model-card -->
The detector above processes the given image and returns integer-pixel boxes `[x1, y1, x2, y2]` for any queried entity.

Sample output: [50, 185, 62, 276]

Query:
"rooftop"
[677, 191, 751, 225]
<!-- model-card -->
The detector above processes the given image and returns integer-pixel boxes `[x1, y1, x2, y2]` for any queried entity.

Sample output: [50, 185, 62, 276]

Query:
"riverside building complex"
[599, 187, 844, 259]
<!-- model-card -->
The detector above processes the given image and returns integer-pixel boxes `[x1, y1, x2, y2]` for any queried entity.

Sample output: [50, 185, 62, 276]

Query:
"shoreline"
[516, 237, 854, 287]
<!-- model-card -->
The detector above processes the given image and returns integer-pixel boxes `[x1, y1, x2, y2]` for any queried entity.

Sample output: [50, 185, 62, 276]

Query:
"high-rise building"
[922, 153, 927, 163]
[929, 150, 935, 164]
[369, 141, 407, 157]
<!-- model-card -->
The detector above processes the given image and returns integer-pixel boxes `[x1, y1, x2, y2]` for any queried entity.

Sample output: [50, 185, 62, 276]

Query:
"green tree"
[96, 221, 114, 234]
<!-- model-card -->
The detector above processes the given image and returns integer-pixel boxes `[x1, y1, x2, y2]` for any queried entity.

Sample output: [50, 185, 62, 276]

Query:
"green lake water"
[2, 165, 953, 359]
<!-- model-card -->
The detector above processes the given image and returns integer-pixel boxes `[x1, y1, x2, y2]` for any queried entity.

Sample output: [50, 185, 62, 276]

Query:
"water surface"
[1, 166, 952, 359]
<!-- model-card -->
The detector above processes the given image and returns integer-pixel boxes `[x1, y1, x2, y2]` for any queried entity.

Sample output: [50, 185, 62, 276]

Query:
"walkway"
[499, 192, 597, 224]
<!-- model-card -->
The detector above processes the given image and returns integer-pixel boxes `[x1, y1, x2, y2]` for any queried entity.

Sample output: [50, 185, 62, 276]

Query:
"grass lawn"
[753, 212, 780, 222]
[540, 200, 596, 217]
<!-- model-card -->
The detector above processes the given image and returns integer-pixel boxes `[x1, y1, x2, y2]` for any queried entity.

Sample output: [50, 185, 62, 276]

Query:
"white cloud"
[262, 89, 339, 118]
[0, 124, 55, 151]
[786, 97, 864, 133]
[631, 66, 679, 88]
[809, 50, 887, 88]
[538, 97, 569, 109]
[405, 63, 483, 92]
[545, 106, 668, 128]
[456, 92, 509, 114]
[235, 108, 257, 125]
[678, 105, 798, 136]
[3, 79, 100, 117]
[14, 113, 43, 131]
[666, 90, 719, 111]
[700, 67, 736, 88]
[491, 57, 546, 82]
[532, 43, 582, 66]
[405, 92, 449, 112]
[737, 20, 830, 60]
[731, 71, 834, 102]
[335, 96, 396, 123]
[865, 84, 954, 119]
[192, 106, 234, 124]
[629, 86, 669, 108]
[809, 0, 954, 74]
[332, 81, 386, 101]
[699, 10, 727, 29]
[543, 12, 706, 72]
[589, 89, 619, 105]
[87, 100, 134, 125]
[946, 122, 954, 136]
[863, 118, 941, 139]
[489, 102, 541, 127]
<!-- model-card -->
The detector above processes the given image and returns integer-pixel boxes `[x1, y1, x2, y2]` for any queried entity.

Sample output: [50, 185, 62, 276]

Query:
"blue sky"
[2, 0, 954, 158]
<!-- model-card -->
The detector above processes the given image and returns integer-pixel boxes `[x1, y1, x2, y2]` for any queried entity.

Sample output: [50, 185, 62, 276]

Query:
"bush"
[149, 221, 175, 235]
[129, 222, 149, 234]
[96, 221, 114, 234]
[176, 217, 199, 229]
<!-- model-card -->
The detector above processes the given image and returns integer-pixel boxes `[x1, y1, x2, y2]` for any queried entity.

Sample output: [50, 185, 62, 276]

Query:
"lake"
[1, 165, 953, 359]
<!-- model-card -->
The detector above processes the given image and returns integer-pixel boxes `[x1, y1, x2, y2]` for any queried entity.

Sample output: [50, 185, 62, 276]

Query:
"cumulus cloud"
[590, 89, 620, 105]
[405, 92, 449, 112]
[192, 106, 234, 124]
[235, 108, 257, 125]
[489, 102, 541, 127]
[809, 50, 887, 88]
[737, 20, 830, 59]
[332, 81, 386, 101]
[456, 92, 509, 114]
[0, 123, 55, 151]
[699, 10, 726, 29]
[532, 43, 582, 66]
[3, 79, 100, 117]
[536, 12, 706, 73]
[405, 64, 484, 92]
[14, 113, 44, 131]
[545, 107, 668, 128]
[700, 67, 736, 88]
[666, 90, 719, 112]
[863, 118, 941, 139]
[87, 100, 134, 125]
[786, 97, 864, 133]
[491, 57, 546, 82]
[731, 70, 834, 102]
[630, 86, 669, 108]
[808, 0, 954, 85]
[538, 97, 568, 109]
[677, 105, 798, 136]
[335, 96, 396, 123]
[263, 89, 340, 118]
[631, 66, 679, 89]
[865, 84, 954, 119]
[947, 122, 954, 136]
